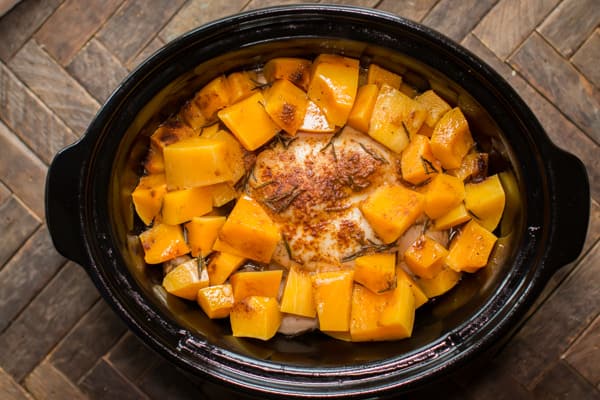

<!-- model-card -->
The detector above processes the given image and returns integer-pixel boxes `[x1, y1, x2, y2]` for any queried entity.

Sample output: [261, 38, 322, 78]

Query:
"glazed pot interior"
[109, 36, 525, 367]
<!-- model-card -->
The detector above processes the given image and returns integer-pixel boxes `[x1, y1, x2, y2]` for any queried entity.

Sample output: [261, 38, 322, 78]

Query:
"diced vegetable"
[415, 90, 451, 136]
[446, 220, 498, 273]
[150, 121, 197, 151]
[218, 92, 281, 151]
[299, 100, 336, 133]
[433, 203, 472, 230]
[404, 235, 448, 279]
[207, 251, 246, 285]
[312, 270, 354, 332]
[353, 253, 396, 293]
[162, 259, 209, 300]
[194, 75, 230, 120]
[400, 134, 440, 185]
[367, 64, 402, 89]
[368, 84, 427, 153]
[430, 107, 474, 169]
[143, 145, 165, 174]
[230, 270, 283, 301]
[416, 265, 461, 298]
[230, 296, 282, 340]
[178, 100, 206, 132]
[227, 71, 258, 104]
[131, 174, 167, 225]
[209, 182, 238, 207]
[161, 186, 212, 225]
[197, 284, 234, 319]
[347, 84, 379, 133]
[307, 54, 359, 127]
[163, 137, 237, 190]
[396, 267, 429, 308]
[447, 152, 488, 182]
[280, 267, 316, 318]
[218, 195, 281, 263]
[379, 278, 415, 336]
[464, 174, 506, 232]
[184, 216, 226, 258]
[263, 57, 312, 91]
[263, 79, 309, 136]
[360, 184, 425, 243]
[423, 173, 465, 219]
[200, 129, 246, 184]
[139, 223, 190, 264]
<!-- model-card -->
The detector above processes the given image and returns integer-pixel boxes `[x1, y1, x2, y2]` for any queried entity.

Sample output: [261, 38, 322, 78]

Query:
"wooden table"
[0, 1, 598, 399]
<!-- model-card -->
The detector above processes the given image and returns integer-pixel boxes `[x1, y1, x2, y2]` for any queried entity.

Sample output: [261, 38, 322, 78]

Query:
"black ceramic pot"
[45, 5, 590, 399]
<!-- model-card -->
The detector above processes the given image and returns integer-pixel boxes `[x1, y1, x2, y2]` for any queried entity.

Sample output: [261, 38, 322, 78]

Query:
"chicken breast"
[248, 127, 401, 269]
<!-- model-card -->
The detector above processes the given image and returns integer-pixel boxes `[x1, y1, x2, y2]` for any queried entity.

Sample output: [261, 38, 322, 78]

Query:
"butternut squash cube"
[150, 121, 197, 151]
[263, 79, 309, 136]
[218, 195, 281, 263]
[163, 137, 235, 190]
[184, 216, 226, 257]
[201, 129, 246, 184]
[200, 123, 219, 137]
[230, 270, 283, 302]
[360, 184, 425, 243]
[312, 270, 354, 332]
[367, 64, 402, 89]
[433, 203, 471, 230]
[162, 258, 209, 300]
[307, 54, 359, 127]
[161, 186, 213, 225]
[464, 174, 506, 232]
[400, 134, 440, 185]
[218, 92, 281, 151]
[396, 267, 429, 308]
[207, 251, 245, 285]
[230, 296, 282, 340]
[139, 223, 190, 264]
[416, 265, 461, 298]
[347, 84, 379, 133]
[264, 57, 312, 91]
[143, 145, 164, 174]
[197, 284, 234, 319]
[447, 152, 488, 182]
[194, 75, 230, 121]
[353, 253, 396, 293]
[423, 173, 465, 219]
[280, 267, 316, 318]
[446, 220, 497, 273]
[131, 174, 167, 225]
[209, 182, 238, 207]
[368, 84, 427, 153]
[404, 235, 449, 279]
[227, 71, 258, 104]
[415, 90, 451, 132]
[299, 100, 336, 133]
[349, 279, 415, 342]
[430, 107, 474, 169]
[178, 100, 206, 132]
[378, 278, 415, 336]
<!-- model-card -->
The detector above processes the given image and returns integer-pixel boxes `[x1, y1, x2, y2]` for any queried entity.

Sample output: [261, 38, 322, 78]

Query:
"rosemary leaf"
[420, 156, 437, 175]
[358, 142, 389, 164]
[401, 121, 410, 138]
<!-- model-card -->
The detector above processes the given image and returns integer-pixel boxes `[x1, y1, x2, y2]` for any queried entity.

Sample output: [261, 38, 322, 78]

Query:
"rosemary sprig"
[263, 186, 305, 213]
[250, 180, 276, 190]
[275, 132, 297, 149]
[358, 142, 389, 164]
[196, 254, 207, 277]
[401, 121, 411, 137]
[234, 161, 256, 192]
[320, 129, 342, 159]
[341, 239, 396, 262]
[420, 156, 437, 175]
[467, 209, 481, 220]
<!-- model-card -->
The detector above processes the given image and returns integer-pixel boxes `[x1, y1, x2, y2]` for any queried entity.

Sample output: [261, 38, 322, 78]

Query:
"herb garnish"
[358, 142, 389, 164]
[341, 239, 397, 262]
[420, 156, 437, 175]
[263, 185, 305, 213]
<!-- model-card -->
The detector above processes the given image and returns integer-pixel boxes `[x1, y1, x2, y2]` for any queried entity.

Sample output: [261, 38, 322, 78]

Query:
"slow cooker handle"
[45, 142, 90, 267]
[545, 146, 590, 270]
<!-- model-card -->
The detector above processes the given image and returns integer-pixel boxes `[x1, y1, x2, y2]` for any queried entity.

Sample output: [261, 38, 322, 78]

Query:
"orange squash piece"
[162, 259, 209, 300]
[178, 100, 207, 132]
[464, 174, 506, 232]
[131, 174, 167, 225]
[161, 186, 213, 225]
[404, 235, 449, 279]
[227, 71, 258, 104]
[430, 107, 474, 169]
[263, 79, 309, 136]
[230, 296, 282, 340]
[312, 270, 354, 332]
[416, 265, 461, 298]
[367, 64, 402, 89]
[139, 223, 190, 264]
[207, 251, 246, 285]
[280, 267, 316, 318]
[423, 173, 465, 219]
[415, 90, 451, 136]
[193, 75, 230, 121]
[400, 134, 440, 185]
[185, 216, 226, 257]
[263, 57, 312, 91]
[353, 253, 396, 293]
[446, 220, 497, 273]
[150, 121, 197, 151]
[230, 270, 283, 302]
[347, 84, 379, 133]
[197, 284, 234, 319]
